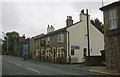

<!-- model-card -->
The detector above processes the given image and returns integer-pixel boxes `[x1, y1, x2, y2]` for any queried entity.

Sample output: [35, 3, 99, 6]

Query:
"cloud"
[2, 1, 117, 38]
[1, 0, 118, 2]
[2, 2, 77, 37]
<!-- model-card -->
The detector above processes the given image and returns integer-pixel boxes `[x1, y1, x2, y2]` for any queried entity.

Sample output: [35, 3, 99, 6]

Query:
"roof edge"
[100, 1, 120, 11]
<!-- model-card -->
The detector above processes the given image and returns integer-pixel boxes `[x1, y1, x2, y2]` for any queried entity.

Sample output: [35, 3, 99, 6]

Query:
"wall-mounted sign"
[71, 46, 80, 50]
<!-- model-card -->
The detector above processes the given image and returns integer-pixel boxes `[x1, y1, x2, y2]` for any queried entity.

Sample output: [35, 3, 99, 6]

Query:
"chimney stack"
[66, 16, 73, 27]
[47, 25, 54, 33]
[80, 9, 90, 22]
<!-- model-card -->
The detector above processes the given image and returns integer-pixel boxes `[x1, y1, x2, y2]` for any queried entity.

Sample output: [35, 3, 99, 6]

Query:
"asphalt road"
[2, 55, 103, 75]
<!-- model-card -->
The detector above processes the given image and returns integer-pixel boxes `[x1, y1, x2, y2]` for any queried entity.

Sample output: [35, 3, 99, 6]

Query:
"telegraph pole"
[102, 0, 104, 7]
[86, 9, 90, 56]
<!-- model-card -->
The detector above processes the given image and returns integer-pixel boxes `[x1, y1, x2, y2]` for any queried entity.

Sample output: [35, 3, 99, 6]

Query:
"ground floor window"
[83, 48, 87, 57]
[71, 49, 74, 55]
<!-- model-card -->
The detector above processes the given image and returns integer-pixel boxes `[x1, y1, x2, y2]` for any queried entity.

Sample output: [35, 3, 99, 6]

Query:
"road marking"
[14, 63, 22, 67]
[7, 60, 22, 67]
[25, 67, 41, 73]
[6, 60, 40, 74]
[8, 61, 14, 64]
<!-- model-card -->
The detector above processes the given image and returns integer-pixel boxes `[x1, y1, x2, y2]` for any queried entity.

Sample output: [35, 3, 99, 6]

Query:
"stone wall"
[103, 4, 120, 73]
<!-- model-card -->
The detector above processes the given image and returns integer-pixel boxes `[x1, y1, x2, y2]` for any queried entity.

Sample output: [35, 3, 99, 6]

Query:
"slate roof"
[34, 21, 81, 40]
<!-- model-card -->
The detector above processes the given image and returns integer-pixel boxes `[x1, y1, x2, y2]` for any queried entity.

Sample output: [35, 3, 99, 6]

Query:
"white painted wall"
[66, 12, 104, 63]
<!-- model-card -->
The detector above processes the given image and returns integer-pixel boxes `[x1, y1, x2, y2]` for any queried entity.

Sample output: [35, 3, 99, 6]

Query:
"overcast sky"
[0, 0, 118, 38]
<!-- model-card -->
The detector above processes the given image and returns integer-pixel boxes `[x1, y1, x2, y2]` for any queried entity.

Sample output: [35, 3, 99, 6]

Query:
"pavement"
[32, 59, 120, 75]
[73, 65, 120, 75]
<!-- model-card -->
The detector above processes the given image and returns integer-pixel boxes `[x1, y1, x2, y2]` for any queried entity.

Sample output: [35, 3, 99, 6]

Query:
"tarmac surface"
[2, 55, 120, 75]
[2, 55, 103, 75]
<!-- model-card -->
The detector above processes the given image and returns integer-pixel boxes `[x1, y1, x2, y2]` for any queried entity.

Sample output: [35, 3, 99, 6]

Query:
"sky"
[0, 0, 118, 38]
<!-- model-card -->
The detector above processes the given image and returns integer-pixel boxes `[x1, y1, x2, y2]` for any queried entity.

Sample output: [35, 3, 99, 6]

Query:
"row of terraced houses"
[27, 10, 104, 64]
[13, 1, 120, 73]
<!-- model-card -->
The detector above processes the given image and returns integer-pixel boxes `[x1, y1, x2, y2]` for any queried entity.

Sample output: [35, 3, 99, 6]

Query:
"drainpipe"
[67, 31, 70, 63]
[68, 31, 70, 56]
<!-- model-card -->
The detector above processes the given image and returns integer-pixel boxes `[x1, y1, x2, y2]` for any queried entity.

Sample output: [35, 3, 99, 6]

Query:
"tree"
[2, 31, 20, 55]
[90, 18, 104, 34]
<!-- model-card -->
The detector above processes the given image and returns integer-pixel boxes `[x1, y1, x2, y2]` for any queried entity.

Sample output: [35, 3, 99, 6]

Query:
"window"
[71, 49, 74, 55]
[36, 40, 39, 47]
[40, 39, 45, 47]
[38, 40, 39, 46]
[109, 8, 117, 30]
[58, 33, 64, 43]
[46, 37, 50, 45]
[83, 48, 87, 57]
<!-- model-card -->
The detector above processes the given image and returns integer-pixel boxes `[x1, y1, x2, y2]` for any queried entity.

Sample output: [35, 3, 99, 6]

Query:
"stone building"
[100, 1, 120, 73]
[14, 36, 26, 56]
[14, 36, 29, 57]
[29, 33, 44, 59]
[32, 16, 73, 63]
[34, 26, 67, 63]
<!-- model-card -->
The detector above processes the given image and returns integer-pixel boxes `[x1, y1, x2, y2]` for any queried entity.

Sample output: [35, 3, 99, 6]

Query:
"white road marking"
[8, 61, 14, 64]
[25, 67, 41, 73]
[14, 63, 22, 67]
[7, 60, 40, 74]
[7, 60, 22, 67]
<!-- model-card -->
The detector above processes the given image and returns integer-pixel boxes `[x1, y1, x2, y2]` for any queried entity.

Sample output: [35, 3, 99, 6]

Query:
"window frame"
[71, 49, 74, 55]
[58, 33, 64, 43]
[46, 37, 50, 45]
[108, 8, 117, 30]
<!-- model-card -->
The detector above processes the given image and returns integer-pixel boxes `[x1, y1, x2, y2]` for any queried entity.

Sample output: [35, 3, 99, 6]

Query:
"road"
[2, 55, 104, 75]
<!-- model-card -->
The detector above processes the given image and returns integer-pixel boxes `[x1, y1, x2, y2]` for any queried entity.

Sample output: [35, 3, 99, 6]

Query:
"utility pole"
[86, 9, 90, 56]
[102, 0, 104, 7]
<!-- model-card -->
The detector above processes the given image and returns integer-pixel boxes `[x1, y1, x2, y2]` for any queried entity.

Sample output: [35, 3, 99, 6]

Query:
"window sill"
[107, 28, 120, 36]
[46, 44, 50, 46]
[58, 42, 64, 44]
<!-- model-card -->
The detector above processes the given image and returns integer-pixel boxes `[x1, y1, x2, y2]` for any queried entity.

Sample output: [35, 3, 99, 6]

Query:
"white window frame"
[46, 37, 50, 45]
[109, 8, 117, 30]
[58, 33, 64, 43]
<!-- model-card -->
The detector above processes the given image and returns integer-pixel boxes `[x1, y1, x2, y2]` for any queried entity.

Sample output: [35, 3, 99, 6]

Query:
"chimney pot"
[47, 25, 54, 33]
[81, 9, 84, 14]
[66, 16, 73, 27]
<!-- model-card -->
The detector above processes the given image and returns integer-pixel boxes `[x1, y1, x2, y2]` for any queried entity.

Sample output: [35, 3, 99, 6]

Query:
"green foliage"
[2, 31, 20, 52]
[90, 18, 104, 34]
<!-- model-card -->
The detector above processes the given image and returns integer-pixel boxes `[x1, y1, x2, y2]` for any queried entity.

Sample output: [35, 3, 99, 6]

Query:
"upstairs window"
[36, 40, 39, 47]
[40, 39, 45, 47]
[58, 33, 64, 43]
[109, 8, 117, 30]
[46, 37, 50, 45]
[38, 40, 39, 46]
